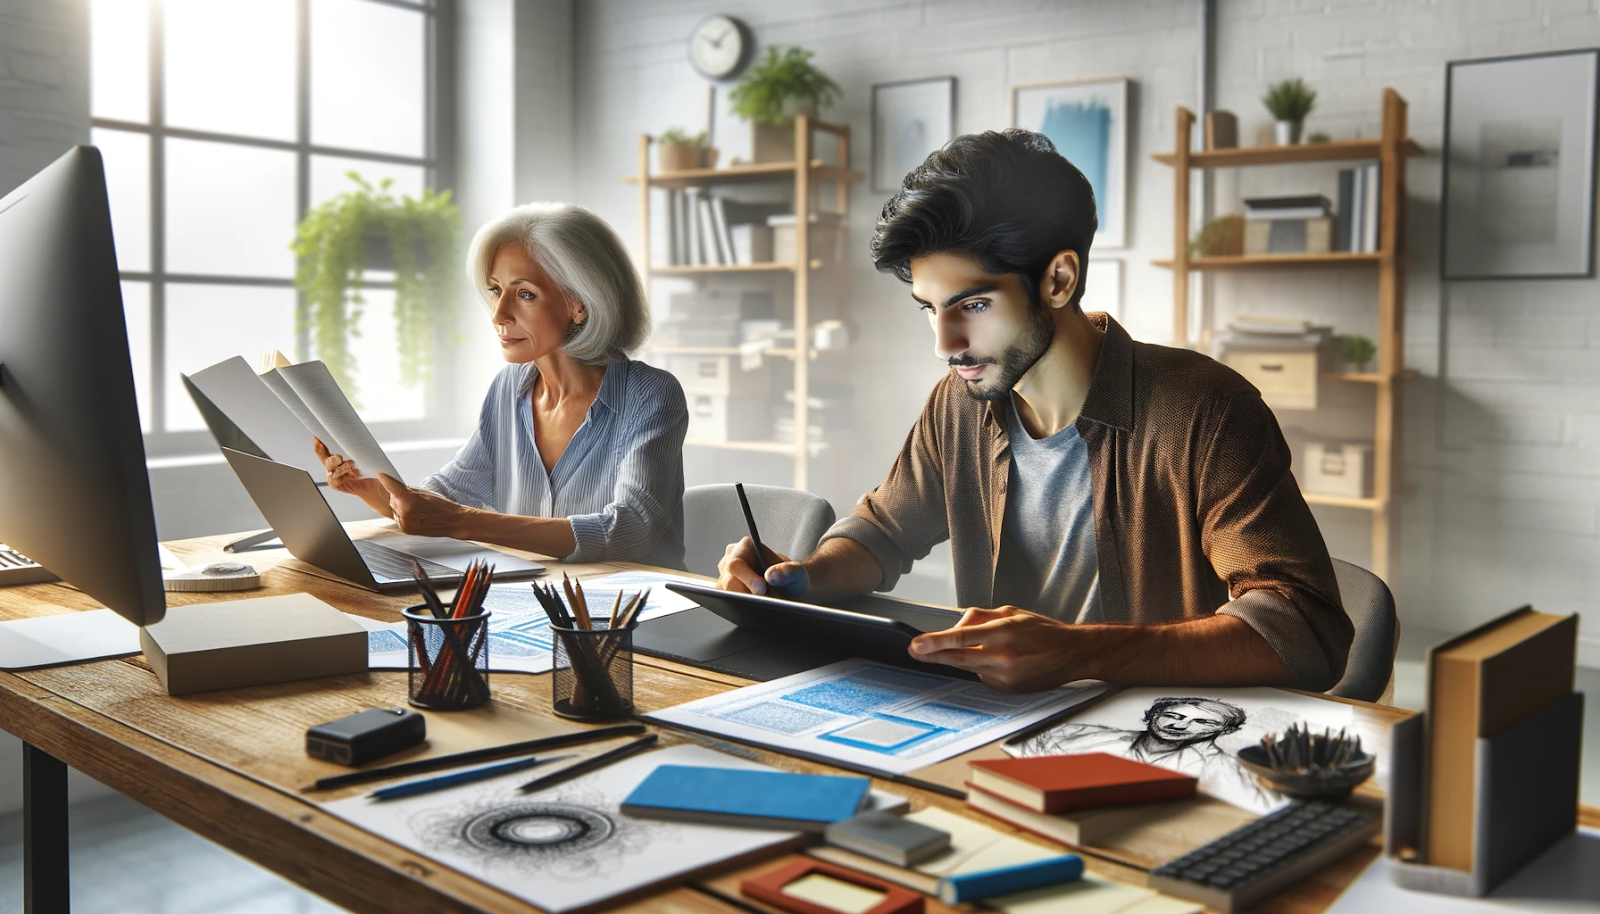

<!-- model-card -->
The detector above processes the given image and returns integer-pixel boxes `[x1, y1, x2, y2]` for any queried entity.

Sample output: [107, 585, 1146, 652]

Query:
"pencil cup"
[403, 607, 491, 711]
[551, 624, 633, 721]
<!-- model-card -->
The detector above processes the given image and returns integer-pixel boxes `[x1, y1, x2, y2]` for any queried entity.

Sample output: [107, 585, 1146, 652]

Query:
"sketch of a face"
[1139, 697, 1246, 749]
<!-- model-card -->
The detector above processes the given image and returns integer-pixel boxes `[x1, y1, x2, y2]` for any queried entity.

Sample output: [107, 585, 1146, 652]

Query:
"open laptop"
[221, 448, 545, 592]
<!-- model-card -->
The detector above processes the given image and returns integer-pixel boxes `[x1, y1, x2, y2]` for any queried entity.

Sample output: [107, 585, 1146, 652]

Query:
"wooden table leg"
[23, 742, 69, 914]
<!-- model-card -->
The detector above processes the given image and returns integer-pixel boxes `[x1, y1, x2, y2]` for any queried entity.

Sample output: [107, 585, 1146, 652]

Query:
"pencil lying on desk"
[304, 723, 647, 791]
[517, 733, 658, 794]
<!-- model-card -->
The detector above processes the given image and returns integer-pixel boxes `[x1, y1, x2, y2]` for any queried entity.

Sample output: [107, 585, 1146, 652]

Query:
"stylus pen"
[518, 733, 658, 794]
[306, 722, 646, 791]
[735, 482, 769, 574]
[367, 753, 574, 801]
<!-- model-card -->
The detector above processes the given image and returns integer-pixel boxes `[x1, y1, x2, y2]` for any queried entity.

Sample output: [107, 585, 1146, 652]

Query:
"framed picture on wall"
[871, 77, 956, 193]
[1442, 49, 1598, 280]
[1081, 257, 1123, 320]
[1013, 77, 1130, 249]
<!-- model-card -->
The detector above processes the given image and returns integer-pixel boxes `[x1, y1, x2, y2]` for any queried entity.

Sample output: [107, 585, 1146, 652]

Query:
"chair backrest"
[681, 484, 837, 579]
[1327, 557, 1399, 702]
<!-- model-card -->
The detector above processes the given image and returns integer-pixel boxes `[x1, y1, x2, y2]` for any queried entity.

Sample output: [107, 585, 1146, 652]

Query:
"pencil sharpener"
[306, 707, 426, 767]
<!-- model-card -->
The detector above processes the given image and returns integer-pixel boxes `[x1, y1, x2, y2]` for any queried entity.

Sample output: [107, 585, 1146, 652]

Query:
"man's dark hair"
[871, 128, 1098, 308]
[1141, 697, 1248, 737]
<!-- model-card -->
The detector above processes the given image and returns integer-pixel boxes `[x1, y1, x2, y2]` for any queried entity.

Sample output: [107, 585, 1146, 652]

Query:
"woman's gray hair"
[466, 202, 648, 364]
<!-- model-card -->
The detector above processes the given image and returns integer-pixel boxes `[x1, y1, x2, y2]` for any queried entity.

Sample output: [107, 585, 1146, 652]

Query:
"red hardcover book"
[968, 753, 1197, 814]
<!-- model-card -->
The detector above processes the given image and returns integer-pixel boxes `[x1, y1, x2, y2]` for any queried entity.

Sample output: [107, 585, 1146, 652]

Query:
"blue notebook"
[621, 765, 871, 832]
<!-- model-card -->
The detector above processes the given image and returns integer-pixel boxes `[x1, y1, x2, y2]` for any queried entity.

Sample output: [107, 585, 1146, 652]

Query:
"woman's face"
[487, 243, 585, 364]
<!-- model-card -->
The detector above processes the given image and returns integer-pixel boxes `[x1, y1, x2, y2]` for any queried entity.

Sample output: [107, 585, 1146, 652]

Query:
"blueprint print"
[354, 570, 703, 674]
[645, 659, 1105, 776]
[1006, 687, 1357, 815]
[323, 744, 804, 913]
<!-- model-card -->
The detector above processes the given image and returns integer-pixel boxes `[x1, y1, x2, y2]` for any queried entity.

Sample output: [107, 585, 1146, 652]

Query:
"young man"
[718, 129, 1351, 694]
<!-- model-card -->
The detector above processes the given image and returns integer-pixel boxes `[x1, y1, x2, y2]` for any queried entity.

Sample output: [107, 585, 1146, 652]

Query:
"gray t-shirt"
[1003, 395, 1102, 622]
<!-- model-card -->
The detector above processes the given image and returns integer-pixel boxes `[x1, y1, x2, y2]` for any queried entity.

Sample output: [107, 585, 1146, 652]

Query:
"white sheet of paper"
[1326, 828, 1600, 913]
[1005, 687, 1357, 815]
[323, 744, 804, 914]
[352, 571, 704, 674]
[275, 360, 401, 483]
[0, 609, 142, 670]
[646, 659, 1106, 776]
[185, 356, 328, 474]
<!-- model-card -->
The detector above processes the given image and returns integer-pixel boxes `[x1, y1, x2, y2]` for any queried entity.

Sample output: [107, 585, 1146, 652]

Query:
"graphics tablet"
[659, 582, 970, 680]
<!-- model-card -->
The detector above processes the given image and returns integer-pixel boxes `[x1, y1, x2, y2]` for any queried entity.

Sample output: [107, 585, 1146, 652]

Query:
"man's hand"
[376, 473, 464, 538]
[909, 606, 1073, 692]
[716, 536, 810, 598]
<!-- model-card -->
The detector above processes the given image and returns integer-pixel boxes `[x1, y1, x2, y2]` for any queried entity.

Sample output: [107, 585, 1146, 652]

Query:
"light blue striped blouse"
[421, 359, 688, 568]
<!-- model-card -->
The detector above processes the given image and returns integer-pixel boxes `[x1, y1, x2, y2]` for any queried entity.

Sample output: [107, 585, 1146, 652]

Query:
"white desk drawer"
[1223, 350, 1318, 410]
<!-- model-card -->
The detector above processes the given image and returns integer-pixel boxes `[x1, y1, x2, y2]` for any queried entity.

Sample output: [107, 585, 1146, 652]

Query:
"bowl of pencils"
[405, 559, 495, 711]
[532, 575, 649, 722]
[1236, 724, 1375, 800]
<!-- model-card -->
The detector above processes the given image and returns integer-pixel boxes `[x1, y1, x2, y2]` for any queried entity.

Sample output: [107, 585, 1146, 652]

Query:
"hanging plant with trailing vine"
[291, 173, 461, 401]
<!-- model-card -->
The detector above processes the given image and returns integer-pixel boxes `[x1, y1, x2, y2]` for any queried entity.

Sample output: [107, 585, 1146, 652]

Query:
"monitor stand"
[0, 609, 142, 671]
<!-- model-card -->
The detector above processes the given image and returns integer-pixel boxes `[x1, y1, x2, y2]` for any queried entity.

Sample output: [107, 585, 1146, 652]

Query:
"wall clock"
[688, 14, 753, 80]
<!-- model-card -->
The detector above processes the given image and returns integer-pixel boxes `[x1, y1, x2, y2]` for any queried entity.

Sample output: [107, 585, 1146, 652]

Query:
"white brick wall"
[0, 0, 87, 195]
[571, 0, 1600, 663]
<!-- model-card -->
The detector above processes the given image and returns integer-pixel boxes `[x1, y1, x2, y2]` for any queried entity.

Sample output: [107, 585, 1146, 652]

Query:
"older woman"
[314, 203, 688, 568]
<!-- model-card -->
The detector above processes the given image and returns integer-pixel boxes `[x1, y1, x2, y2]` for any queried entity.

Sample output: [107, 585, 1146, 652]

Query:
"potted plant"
[1262, 77, 1316, 145]
[291, 173, 461, 402]
[1338, 334, 1377, 373]
[657, 127, 717, 172]
[728, 46, 842, 163]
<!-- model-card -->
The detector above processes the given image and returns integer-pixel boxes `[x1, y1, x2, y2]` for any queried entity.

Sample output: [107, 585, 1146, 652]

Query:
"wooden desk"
[1, 528, 1594, 914]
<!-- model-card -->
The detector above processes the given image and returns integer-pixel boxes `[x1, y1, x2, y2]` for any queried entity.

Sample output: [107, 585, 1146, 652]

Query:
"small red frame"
[740, 859, 925, 914]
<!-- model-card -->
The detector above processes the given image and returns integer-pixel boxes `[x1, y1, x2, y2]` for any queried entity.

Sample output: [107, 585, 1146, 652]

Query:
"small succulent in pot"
[1263, 77, 1317, 145]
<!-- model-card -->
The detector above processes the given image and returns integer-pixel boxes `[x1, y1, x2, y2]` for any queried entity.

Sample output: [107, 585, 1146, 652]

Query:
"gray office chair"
[681, 484, 836, 579]
[1327, 557, 1399, 702]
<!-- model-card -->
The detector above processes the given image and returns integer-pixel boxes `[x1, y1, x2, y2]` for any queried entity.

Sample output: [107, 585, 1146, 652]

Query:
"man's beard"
[951, 299, 1055, 401]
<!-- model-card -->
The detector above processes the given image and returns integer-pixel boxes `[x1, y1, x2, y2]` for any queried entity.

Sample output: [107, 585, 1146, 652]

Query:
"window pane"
[313, 289, 427, 422]
[309, 156, 426, 210]
[92, 128, 150, 272]
[90, 0, 149, 123]
[165, 138, 297, 278]
[164, 0, 295, 141]
[311, 0, 425, 156]
[164, 284, 297, 431]
[121, 281, 152, 433]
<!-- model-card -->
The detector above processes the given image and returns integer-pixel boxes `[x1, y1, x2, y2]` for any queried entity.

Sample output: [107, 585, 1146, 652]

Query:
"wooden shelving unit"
[1156, 89, 1423, 581]
[630, 116, 862, 489]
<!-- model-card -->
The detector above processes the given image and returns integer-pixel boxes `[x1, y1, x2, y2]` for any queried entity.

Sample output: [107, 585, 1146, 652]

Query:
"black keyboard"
[1148, 800, 1381, 913]
[353, 540, 461, 583]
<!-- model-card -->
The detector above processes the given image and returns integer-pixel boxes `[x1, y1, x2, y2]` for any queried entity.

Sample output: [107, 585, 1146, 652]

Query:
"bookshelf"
[627, 116, 863, 489]
[1156, 88, 1424, 581]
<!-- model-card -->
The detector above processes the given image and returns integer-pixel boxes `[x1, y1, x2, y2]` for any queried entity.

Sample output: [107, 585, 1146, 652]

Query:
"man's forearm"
[798, 537, 884, 602]
[453, 509, 578, 560]
[1060, 614, 1294, 687]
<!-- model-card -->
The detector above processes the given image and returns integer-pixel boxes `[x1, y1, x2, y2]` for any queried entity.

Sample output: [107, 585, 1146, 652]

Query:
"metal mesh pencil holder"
[403, 606, 491, 711]
[551, 624, 633, 721]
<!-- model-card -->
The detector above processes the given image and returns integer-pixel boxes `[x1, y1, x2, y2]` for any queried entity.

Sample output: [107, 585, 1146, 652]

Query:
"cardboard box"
[1223, 350, 1319, 410]
[1302, 441, 1373, 498]
[139, 593, 367, 695]
[686, 393, 770, 442]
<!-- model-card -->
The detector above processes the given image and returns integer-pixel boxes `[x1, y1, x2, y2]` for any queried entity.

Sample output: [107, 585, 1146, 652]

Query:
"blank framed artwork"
[1441, 49, 1599, 280]
[871, 77, 956, 193]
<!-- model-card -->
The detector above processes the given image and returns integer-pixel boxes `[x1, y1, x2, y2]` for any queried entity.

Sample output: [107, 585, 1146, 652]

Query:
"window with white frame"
[90, 0, 449, 456]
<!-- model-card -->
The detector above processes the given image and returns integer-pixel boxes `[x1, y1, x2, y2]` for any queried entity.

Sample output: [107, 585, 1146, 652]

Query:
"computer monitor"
[0, 145, 164, 667]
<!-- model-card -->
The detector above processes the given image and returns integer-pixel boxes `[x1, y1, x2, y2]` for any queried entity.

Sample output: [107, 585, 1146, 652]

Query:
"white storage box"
[1302, 441, 1372, 499]
[686, 393, 771, 442]
[663, 354, 770, 397]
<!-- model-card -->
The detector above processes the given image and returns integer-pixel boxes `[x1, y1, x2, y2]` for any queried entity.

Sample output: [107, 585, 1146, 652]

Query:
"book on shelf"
[709, 197, 735, 266]
[1361, 162, 1380, 252]
[967, 752, 1198, 814]
[182, 353, 401, 481]
[696, 194, 725, 265]
[1335, 169, 1354, 252]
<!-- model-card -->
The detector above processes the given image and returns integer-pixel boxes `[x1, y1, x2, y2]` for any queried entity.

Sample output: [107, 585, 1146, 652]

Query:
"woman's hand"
[313, 437, 390, 515]
[376, 473, 466, 538]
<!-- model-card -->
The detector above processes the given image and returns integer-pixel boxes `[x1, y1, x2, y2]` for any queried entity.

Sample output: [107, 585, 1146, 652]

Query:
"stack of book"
[1242, 194, 1332, 255]
[1218, 315, 1334, 356]
[964, 752, 1197, 845]
[1335, 163, 1382, 253]
[665, 193, 787, 266]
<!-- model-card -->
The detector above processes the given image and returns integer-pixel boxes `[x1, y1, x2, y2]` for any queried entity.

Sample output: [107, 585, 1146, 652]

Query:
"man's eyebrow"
[910, 285, 1000, 308]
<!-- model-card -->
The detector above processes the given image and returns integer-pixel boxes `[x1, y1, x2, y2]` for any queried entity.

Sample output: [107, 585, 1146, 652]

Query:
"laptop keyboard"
[353, 540, 461, 583]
